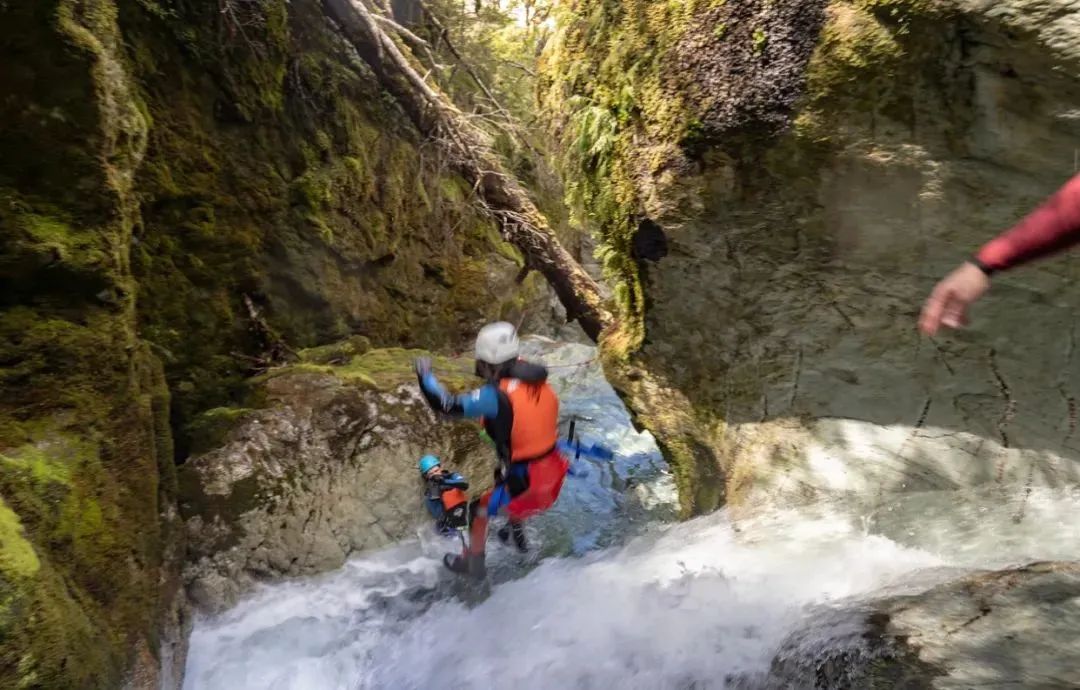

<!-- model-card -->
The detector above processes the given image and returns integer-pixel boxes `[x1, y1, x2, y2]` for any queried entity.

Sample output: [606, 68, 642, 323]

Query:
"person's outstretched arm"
[415, 357, 498, 419]
[439, 473, 469, 491]
[920, 174, 1080, 335]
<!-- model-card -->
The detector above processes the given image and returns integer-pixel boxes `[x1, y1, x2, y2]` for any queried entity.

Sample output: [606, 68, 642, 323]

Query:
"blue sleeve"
[442, 473, 470, 491]
[419, 372, 499, 419]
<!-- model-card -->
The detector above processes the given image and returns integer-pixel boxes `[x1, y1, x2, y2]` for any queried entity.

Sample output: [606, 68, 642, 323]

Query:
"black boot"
[443, 552, 486, 579]
[497, 522, 528, 553]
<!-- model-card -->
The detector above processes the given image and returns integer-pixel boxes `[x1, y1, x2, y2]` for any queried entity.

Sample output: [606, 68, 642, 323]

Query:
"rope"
[457, 504, 470, 554]
[546, 356, 598, 370]
[442, 352, 599, 370]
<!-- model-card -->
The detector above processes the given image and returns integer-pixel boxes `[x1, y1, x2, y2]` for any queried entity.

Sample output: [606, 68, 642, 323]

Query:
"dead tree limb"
[322, 0, 614, 340]
[372, 13, 431, 49]
[501, 59, 537, 77]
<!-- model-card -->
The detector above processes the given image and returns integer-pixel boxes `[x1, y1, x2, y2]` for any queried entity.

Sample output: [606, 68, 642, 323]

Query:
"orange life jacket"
[439, 486, 468, 529]
[440, 487, 468, 512]
[499, 377, 559, 462]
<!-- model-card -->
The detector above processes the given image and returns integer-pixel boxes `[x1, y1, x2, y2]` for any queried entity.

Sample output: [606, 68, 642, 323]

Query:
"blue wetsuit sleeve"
[418, 371, 499, 419]
[440, 473, 470, 491]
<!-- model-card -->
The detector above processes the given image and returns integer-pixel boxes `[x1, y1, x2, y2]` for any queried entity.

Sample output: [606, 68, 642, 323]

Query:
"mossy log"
[321, 0, 615, 341]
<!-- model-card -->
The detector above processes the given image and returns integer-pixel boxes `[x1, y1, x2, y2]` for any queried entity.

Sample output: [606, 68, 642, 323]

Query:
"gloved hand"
[414, 356, 433, 377]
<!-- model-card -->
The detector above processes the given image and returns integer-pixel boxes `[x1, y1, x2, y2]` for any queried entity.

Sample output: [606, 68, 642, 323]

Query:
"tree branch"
[415, 0, 513, 121]
[373, 13, 431, 49]
[501, 59, 537, 77]
[320, 0, 615, 340]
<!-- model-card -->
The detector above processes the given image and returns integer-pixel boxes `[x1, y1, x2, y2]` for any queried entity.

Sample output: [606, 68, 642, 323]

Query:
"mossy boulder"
[180, 347, 493, 613]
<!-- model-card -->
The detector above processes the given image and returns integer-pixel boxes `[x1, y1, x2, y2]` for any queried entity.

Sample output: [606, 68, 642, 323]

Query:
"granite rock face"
[766, 562, 1080, 688]
[544, 0, 1080, 514]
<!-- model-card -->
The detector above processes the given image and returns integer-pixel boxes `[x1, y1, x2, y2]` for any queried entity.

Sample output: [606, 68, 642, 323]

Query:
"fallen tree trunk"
[322, 0, 615, 341]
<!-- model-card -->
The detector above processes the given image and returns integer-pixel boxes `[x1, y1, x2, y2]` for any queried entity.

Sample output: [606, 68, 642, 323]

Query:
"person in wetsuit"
[419, 454, 470, 537]
[921, 174, 1080, 335]
[415, 322, 569, 578]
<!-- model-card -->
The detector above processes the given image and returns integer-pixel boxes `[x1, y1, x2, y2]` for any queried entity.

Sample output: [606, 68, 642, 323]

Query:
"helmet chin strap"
[475, 359, 514, 381]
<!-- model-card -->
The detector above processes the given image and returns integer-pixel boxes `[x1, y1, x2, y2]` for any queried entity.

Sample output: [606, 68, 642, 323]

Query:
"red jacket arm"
[976, 173, 1080, 272]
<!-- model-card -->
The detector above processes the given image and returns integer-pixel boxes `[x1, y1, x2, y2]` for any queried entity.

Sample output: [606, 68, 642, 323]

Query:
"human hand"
[919, 262, 992, 336]
[414, 357, 433, 377]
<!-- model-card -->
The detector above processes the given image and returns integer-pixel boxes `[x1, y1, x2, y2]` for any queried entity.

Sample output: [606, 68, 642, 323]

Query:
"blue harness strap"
[487, 485, 509, 517]
[487, 463, 529, 517]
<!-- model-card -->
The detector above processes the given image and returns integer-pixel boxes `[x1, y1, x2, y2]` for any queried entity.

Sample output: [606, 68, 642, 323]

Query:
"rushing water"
[183, 339, 1080, 690]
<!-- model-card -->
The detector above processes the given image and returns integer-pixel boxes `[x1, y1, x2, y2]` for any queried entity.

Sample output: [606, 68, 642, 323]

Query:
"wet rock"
[545, 0, 1080, 514]
[766, 562, 1080, 688]
[180, 352, 493, 613]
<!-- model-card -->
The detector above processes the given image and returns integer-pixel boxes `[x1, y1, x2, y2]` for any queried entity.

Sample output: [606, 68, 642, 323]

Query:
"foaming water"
[184, 486, 1080, 690]
[182, 338, 1080, 689]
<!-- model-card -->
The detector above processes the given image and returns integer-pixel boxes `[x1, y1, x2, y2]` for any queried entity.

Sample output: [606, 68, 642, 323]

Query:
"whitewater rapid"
[183, 339, 1080, 689]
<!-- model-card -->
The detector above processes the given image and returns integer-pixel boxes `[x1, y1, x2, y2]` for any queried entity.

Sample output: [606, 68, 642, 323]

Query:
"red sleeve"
[976, 173, 1080, 272]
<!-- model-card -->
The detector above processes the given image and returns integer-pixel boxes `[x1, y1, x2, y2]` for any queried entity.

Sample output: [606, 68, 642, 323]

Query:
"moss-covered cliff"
[1, 1, 179, 686]
[543, 0, 1080, 515]
[0, 0, 547, 686]
[125, 0, 547, 454]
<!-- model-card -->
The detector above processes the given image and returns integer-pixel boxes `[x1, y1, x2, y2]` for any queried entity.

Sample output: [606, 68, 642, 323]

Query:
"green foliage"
[540, 0, 713, 349]
[0, 499, 39, 581]
[752, 27, 768, 54]
[298, 335, 373, 365]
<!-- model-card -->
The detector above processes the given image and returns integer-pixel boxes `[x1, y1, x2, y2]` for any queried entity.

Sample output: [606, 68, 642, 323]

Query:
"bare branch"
[501, 59, 537, 77]
[373, 13, 431, 49]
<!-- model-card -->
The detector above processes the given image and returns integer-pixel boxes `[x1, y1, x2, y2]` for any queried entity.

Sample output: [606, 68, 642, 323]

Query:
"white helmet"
[474, 322, 520, 365]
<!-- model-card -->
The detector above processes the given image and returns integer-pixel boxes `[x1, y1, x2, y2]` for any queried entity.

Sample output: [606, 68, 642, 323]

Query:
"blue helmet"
[418, 455, 441, 474]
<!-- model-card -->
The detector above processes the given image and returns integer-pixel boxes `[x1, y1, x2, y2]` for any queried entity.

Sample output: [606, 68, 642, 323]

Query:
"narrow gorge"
[2, 0, 1080, 688]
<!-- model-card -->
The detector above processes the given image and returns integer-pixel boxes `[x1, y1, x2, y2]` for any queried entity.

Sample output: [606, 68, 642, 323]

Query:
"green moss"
[298, 335, 372, 365]
[794, 0, 954, 143]
[752, 26, 769, 54]
[540, 0, 705, 353]
[439, 176, 467, 203]
[0, 499, 39, 580]
[0, 439, 79, 487]
[186, 407, 257, 456]
[270, 347, 476, 392]
[0, 0, 180, 683]
[127, 0, 527, 442]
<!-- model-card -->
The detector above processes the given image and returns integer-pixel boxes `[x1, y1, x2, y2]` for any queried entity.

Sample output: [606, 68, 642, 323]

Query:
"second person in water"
[415, 322, 569, 578]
